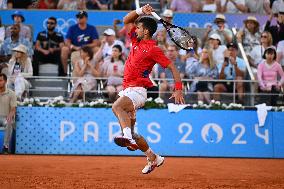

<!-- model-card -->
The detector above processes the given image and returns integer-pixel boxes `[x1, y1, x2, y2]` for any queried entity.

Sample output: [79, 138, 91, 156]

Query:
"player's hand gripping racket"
[151, 12, 195, 51]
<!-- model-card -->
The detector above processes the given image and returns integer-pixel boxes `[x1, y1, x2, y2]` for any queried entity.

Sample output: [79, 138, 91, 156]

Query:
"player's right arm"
[123, 4, 154, 26]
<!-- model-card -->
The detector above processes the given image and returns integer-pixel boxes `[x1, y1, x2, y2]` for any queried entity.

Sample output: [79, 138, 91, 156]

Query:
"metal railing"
[14, 75, 283, 107]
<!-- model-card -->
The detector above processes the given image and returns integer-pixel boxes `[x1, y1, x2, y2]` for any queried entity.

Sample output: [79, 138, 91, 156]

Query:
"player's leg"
[112, 96, 138, 149]
[132, 133, 165, 174]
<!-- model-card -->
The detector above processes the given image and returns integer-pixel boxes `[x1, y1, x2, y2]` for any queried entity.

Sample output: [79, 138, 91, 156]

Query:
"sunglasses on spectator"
[47, 22, 56, 25]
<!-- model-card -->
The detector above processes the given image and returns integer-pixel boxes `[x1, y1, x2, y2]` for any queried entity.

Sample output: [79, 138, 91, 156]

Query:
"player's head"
[135, 17, 157, 40]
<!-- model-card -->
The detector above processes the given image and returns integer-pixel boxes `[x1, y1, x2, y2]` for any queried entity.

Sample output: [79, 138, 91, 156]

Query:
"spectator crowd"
[1, 0, 284, 155]
[0, 0, 283, 106]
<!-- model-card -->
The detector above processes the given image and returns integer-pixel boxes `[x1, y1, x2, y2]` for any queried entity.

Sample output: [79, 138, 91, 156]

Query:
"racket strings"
[168, 28, 194, 50]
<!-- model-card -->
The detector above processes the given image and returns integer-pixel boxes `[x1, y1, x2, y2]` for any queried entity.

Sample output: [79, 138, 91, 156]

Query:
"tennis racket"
[151, 12, 195, 51]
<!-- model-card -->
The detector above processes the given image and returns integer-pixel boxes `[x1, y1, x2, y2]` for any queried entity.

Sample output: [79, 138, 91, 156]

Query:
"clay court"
[0, 155, 283, 189]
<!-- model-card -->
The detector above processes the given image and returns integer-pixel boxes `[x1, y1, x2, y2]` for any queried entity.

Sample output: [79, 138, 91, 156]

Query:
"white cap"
[161, 9, 173, 17]
[209, 33, 221, 42]
[12, 44, 27, 54]
[103, 28, 115, 36]
[214, 14, 226, 23]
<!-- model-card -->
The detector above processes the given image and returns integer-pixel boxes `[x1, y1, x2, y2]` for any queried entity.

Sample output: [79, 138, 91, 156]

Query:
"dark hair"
[111, 44, 123, 62]
[0, 73, 7, 81]
[81, 46, 94, 59]
[136, 17, 157, 37]
[48, 17, 57, 24]
[263, 47, 277, 60]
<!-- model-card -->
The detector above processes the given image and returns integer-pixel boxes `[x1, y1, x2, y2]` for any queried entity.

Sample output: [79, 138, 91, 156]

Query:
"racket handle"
[151, 12, 162, 21]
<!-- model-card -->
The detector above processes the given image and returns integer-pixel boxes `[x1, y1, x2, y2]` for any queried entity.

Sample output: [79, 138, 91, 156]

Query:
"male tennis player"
[112, 4, 185, 174]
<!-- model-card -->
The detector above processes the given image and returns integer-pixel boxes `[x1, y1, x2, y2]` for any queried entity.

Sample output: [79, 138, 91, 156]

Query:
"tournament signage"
[16, 107, 284, 158]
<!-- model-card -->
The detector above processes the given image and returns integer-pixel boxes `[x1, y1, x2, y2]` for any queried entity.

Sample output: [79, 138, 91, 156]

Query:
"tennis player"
[112, 4, 185, 174]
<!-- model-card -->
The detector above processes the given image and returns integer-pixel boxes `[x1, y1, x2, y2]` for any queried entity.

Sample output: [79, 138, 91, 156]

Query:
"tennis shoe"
[142, 155, 164, 174]
[114, 136, 139, 150]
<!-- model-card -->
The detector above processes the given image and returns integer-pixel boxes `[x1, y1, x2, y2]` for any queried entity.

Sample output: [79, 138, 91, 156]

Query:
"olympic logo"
[43, 18, 77, 36]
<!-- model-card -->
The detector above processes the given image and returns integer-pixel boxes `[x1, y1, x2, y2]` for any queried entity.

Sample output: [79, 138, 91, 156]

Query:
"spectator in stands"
[86, 0, 110, 10]
[33, 17, 65, 76]
[57, 0, 86, 10]
[265, 9, 284, 46]
[70, 46, 100, 103]
[237, 16, 261, 56]
[170, 0, 199, 12]
[272, 0, 284, 14]
[200, 0, 218, 12]
[257, 46, 284, 106]
[112, 0, 133, 10]
[0, 73, 16, 154]
[277, 40, 284, 69]
[248, 31, 274, 73]
[213, 42, 246, 103]
[154, 9, 174, 44]
[113, 19, 133, 53]
[219, 0, 247, 13]
[7, 0, 34, 9]
[7, 44, 32, 100]
[159, 44, 185, 99]
[0, 24, 33, 63]
[0, 0, 8, 8]
[183, 36, 202, 73]
[61, 11, 99, 71]
[37, 0, 58, 9]
[203, 14, 233, 46]
[0, 17, 4, 48]
[244, 0, 271, 14]
[5, 11, 32, 41]
[101, 44, 124, 102]
[97, 28, 125, 62]
[188, 48, 219, 103]
[208, 33, 227, 71]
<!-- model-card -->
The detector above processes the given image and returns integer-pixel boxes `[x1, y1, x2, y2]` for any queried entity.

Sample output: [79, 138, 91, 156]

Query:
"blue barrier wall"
[16, 107, 284, 158]
[0, 10, 269, 41]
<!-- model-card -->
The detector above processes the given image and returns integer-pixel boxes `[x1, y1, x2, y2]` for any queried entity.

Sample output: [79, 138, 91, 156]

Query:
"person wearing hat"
[7, 44, 33, 100]
[154, 9, 174, 44]
[257, 46, 284, 106]
[94, 28, 125, 62]
[203, 14, 233, 46]
[0, 24, 33, 63]
[5, 10, 31, 41]
[213, 42, 246, 104]
[208, 33, 227, 69]
[61, 10, 99, 70]
[264, 7, 284, 46]
[237, 16, 261, 55]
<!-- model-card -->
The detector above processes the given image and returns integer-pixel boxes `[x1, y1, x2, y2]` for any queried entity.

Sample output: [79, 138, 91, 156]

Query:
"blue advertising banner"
[0, 10, 270, 41]
[16, 107, 282, 158]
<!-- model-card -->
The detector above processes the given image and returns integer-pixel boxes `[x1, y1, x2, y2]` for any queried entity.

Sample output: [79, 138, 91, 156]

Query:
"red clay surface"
[0, 155, 283, 189]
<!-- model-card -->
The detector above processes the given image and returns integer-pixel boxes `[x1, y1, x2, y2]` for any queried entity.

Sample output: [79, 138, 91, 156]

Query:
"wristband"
[175, 81, 183, 90]
[135, 7, 144, 16]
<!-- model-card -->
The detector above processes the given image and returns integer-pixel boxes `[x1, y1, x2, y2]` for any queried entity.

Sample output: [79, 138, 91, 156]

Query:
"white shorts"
[118, 87, 147, 109]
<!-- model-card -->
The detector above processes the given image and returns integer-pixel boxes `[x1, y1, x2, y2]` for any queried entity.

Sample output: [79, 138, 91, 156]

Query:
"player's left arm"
[167, 63, 185, 104]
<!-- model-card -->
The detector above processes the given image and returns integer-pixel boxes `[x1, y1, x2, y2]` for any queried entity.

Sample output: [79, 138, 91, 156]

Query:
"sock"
[144, 148, 156, 161]
[123, 127, 132, 139]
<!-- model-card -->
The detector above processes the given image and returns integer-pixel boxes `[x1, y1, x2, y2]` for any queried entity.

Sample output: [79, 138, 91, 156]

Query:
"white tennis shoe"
[142, 155, 165, 174]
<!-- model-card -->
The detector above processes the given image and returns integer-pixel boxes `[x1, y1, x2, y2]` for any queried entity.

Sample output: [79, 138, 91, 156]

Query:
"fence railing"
[13, 75, 283, 107]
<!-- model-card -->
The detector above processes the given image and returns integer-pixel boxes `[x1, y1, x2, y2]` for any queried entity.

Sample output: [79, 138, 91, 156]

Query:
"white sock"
[123, 127, 132, 139]
[144, 148, 156, 160]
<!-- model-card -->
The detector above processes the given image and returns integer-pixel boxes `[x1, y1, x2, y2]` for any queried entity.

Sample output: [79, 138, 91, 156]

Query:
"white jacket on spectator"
[7, 44, 33, 99]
